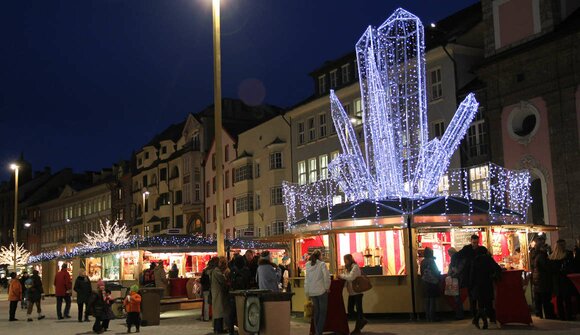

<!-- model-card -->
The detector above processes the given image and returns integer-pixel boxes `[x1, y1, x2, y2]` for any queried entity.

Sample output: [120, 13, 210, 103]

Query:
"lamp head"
[10, 163, 18, 170]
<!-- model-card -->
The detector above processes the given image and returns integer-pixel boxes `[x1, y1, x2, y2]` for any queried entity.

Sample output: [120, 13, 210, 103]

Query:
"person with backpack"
[420, 247, 441, 322]
[74, 269, 92, 322]
[227, 255, 251, 335]
[25, 270, 45, 322]
[469, 246, 502, 329]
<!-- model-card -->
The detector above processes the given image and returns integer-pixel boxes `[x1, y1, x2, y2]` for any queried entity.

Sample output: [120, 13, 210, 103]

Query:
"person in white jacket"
[339, 254, 367, 334]
[304, 249, 331, 335]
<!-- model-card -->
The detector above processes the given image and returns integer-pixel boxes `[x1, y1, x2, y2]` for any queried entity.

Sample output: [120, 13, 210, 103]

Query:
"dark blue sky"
[0, 0, 477, 181]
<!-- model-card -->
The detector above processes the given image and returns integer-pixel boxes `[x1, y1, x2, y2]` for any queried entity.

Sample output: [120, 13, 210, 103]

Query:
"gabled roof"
[144, 120, 186, 149]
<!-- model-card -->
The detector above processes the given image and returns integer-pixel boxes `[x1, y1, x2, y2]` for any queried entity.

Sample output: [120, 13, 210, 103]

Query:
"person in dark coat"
[89, 280, 107, 334]
[548, 239, 575, 321]
[469, 246, 501, 329]
[420, 247, 441, 322]
[531, 235, 555, 319]
[19, 271, 29, 310]
[457, 234, 480, 318]
[227, 255, 251, 335]
[54, 263, 72, 319]
[25, 270, 45, 321]
[74, 269, 92, 322]
[447, 247, 464, 320]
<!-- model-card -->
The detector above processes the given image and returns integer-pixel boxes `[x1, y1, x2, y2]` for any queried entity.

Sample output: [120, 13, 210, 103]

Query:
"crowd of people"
[199, 249, 290, 334]
[419, 234, 580, 329]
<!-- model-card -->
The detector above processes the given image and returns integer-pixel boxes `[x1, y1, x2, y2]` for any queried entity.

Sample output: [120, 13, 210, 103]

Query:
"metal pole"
[13, 166, 19, 272]
[212, 0, 225, 256]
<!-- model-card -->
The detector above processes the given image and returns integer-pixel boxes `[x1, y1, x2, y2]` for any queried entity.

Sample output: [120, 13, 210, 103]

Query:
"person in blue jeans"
[305, 250, 331, 335]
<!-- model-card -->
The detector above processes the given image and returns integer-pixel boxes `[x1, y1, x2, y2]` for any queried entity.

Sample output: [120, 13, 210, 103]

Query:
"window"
[171, 166, 179, 178]
[235, 194, 254, 214]
[212, 177, 216, 194]
[270, 221, 285, 236]
[194, 167, 201, 182]
[161, 217, 170, 230]
[255, 163, 260, 178]
[161, 146, 167, 154]
[144, 199, 149, 212]
[144, 152, 149, 159]
[144, 225, 150, 238]
[234, 165, 253, 182]
[224, 145, 229, 161]
[206, 181, 210, 197]
[226, 200, 231, 218]
[255, 192, 261, 210]
[175, 191, 182, 204]
[308, 158, 318, 183]
[341, 64, 350, 84]
[438, 175, 449, 195]
[330, 69, 338, 88]
[319, 114, 327, 138]
[206, 207, 211, 223]
[269, 152, 282, 169]
[298, 161, 307, 185]
[160, 168, 167, 181]
[298, 122, 305, 145]
[192, 133, 200, 150]
[195, 183, 200, 201]
[308, 117, 316, 142]
[353, 98, 363, 126]
[430, 68, 442, 100]
[157, 193, 170, 208]
[468, 112, 488, 157]
[175, 215, 183, 228]
[319, 155, 328, 180]
[142, 175, 148, 188]
[433, 120, 445, 139]
[212, 153, 216, 170]
[469, 165, 490, 201]
[225, 171, 230, 188]
[138, 158, 142, 166]
[318, 75, 326, 94]
[343, 103, 351, 116]
[331, 151, 339, 161]
[354, 59, 358, 78]
[270, 186, 284, 205]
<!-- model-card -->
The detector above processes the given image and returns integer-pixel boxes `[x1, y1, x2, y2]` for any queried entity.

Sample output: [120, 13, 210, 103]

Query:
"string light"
[80, 219, 132, 249]
[0, 243, 30, 267]
[283, 8, 531, 227]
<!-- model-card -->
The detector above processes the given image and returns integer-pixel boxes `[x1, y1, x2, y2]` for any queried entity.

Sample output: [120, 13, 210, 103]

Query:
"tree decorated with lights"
[80, 220, 132, 249]
[283, 8, 531, 226]
[0, 243, 31, 268]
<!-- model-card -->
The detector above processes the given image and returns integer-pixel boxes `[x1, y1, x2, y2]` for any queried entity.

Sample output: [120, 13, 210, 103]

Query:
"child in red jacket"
[123, 285, 142, 333]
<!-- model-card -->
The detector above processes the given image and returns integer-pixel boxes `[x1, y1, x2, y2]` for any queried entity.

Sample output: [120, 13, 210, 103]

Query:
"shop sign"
[167, 229, 181, 235]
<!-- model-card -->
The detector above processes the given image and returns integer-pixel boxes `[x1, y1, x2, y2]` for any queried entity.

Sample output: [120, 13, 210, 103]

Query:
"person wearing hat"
[54, 263, 72, 320]
[8, 272, 22, 321]
[257, 251, 281, 292]
[123, 285, 142, 333]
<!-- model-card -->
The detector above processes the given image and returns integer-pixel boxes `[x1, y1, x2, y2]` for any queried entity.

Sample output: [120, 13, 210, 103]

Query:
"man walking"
[8, 272, 22, 321]
[54, 263, 72, 319]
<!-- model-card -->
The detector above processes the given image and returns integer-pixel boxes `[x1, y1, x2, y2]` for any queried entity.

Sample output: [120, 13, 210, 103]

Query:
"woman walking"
[74, 269, 92, 322]
[339, 254, 367, 334]
[420, 247, 440, 322]
[470, 246, 501, 329]
[211, 256, 229, 334]
[549, 240, 575, 321]
[305, 249, 331, 335]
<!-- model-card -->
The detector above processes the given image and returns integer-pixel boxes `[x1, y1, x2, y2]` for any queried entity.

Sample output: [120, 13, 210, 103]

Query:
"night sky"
[0, 0, 477, 181]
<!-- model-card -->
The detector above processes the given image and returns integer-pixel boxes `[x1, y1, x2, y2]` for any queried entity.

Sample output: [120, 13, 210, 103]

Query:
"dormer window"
[341, 64, 350, 84]
[144, 152, 149, 159]
[161, 146, 167, 154]
[330, 69, 338, 88]
[318, 75, 326, 94]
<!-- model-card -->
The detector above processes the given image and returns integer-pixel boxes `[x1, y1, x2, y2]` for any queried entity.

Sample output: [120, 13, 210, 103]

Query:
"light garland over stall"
[283, 8, 532, 229]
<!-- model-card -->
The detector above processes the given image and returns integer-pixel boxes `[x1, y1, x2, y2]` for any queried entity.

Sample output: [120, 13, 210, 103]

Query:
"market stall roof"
[292, 196, 526, 228]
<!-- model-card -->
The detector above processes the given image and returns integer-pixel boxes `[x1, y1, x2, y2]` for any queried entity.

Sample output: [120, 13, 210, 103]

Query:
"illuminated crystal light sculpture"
[283, 8, 531, 226]
[0, 243, 30, 268]
[80, 219, 132, 249]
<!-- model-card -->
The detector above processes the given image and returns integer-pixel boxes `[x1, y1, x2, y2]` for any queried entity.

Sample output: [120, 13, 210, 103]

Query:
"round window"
[507, 102, 540, 143]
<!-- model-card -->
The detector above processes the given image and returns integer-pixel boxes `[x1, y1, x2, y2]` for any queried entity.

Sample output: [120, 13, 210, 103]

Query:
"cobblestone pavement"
[0, 294, 579, 335]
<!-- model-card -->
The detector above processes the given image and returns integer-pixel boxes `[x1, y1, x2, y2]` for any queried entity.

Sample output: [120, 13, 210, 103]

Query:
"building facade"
[478, 0, 580, 241]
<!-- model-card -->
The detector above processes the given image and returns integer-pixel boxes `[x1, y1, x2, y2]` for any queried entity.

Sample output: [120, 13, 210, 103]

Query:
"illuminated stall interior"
[142, 251, 217, 278]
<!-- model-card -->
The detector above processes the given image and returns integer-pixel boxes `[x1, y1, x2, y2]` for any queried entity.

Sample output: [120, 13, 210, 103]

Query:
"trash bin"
[232, 290, 293, 335]
[139, 287, 164, 326]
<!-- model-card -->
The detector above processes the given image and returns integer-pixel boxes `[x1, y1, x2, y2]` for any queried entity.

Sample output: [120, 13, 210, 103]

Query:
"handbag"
[352, 276, 372, 293]
[444, 276, 459, 296]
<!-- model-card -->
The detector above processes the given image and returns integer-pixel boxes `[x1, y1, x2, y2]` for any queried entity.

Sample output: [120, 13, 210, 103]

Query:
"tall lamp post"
[212, 0, 225, 256]
[10, 163, 19, 272]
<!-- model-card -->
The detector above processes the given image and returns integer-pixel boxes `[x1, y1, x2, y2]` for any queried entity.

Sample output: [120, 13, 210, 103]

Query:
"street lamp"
[10, 163, 19, 272]
[212, 0, 225, 256]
